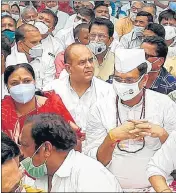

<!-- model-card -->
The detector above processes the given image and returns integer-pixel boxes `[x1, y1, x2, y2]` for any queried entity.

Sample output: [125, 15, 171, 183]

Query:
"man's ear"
[107, 36, 114, 46]
[65, 63, 71, 75]
[158, 57, 164, 67]
[44, 141, 52, 158]
[17, 40, 23, 52]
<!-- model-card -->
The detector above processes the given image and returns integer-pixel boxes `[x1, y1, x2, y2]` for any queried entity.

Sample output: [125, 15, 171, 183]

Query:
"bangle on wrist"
[109, 130, 121, 144]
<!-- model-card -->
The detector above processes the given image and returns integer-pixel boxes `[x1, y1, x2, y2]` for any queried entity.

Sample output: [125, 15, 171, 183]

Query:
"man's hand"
[130, 121, 164, 137]
[69, 121, 86, 141]
[109, 121, 138, 142]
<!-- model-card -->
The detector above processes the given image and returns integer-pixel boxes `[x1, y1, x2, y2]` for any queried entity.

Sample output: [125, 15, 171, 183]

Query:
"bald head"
[64, 43, 92, 64]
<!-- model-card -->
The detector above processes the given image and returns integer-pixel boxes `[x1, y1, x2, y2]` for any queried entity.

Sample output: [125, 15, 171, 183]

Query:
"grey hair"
[144, 3, 157, 15]
[21, 6, 37, 19]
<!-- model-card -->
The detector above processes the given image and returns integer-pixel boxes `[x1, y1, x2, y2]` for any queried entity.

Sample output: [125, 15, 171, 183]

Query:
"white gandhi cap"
[115, 49, 152, 73]
[89, 1, 95, 6]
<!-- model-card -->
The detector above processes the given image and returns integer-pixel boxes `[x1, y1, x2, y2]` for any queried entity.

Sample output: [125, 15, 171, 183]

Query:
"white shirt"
[34, 149, 122, 192]
[119, 30, 143, 49]
[146, 131, 176, 184]
[55, 27, 75, 50]
[52, 11, 69, 35]
[43, 74, 113, 130]
[64, 14, 77, 29]
[6, 44, 28, 67]
[84, 89, 176, 190]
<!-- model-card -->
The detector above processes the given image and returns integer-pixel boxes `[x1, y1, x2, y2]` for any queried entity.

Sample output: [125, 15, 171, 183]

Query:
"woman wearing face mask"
[11, 3, 20, 21]
[1, 63, 84, 147]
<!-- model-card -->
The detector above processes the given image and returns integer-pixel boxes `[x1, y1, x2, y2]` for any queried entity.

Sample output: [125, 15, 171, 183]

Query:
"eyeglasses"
[89, 33, 109, 41]
[113, 75, 143, 84]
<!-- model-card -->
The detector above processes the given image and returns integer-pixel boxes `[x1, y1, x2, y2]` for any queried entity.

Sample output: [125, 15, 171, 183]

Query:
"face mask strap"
[31, 143, 44, 159]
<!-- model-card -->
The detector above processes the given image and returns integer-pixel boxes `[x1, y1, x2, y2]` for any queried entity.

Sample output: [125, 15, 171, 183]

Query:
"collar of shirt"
[54, 149, 75, 178]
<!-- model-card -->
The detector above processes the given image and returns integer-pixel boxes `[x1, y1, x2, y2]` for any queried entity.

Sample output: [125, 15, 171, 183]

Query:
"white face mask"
[34, 21, 49, 35]
[129, 11, 137, 22]
[113, 75, 144, 101]
[46, 5, 58, 13]
[29, 44, 43, 58]
[11, 13, 20, 21]
[133, 25, 145, 37]
[88, 41, 107, 55]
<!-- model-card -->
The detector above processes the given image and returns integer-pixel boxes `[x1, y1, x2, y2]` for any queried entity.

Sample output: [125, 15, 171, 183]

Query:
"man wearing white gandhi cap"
[84, 49, 176, 191]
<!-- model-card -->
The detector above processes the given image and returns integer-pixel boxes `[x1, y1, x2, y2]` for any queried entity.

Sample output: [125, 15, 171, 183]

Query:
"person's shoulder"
[57, 10, 69, 17]
[93, 77, 113, 91]
[146, 89, 176, 105]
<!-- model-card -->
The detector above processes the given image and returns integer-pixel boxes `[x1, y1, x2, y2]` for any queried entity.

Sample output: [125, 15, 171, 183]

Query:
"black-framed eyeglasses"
[113, 75, 143, 84]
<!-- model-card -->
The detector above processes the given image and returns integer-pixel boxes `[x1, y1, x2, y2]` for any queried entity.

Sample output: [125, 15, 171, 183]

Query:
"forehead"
[90, 24, 108, 34]
[24, 30, 41, 39]
[38, 12, 54, 21]
[24, 10, 37, 16]
[143, 29, 156, 36]
[141, 42, 157, 55]
[79, 28, 89, 35]
[142, 7, 154, 15]
[136, 16, 148, 21]
[96, 6, 108, 12]
[133, 2, 143, 8]
[2, 4, 10, 10]
[8, 68, 33, 81]
[115, 68, 140, 78]
[71, 46, 93, 61]
[2, 17, 15, 24]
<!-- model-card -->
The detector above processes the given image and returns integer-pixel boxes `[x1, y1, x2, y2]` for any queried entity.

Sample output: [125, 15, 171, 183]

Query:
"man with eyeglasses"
[141, 36, 176, 95]
[116, 1, 144, 39]
[88, 18, 115, 82]
[84, 48, 176, 191]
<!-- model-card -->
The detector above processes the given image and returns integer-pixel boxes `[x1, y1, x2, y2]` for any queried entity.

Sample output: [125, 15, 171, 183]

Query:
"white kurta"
[64, 14, 77, 29]
[52, 11, 69, 35]
[146, 131, 176, 184]
[34, 150, 123, 192]
[43, 75, 113, 130]
[84, 89, 176, 190]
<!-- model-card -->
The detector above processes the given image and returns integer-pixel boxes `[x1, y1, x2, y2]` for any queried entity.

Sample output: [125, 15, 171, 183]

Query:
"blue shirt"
[150, 67, 176, 95]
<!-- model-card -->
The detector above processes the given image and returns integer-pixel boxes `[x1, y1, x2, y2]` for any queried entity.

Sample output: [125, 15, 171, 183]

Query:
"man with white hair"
[84, 49, 176, 191]
[17, 6, 38, 27]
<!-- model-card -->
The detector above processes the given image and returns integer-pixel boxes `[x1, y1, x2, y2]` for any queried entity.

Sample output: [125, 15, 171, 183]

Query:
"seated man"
[120, 11, 153, 49]
[84, 49, 176, 191]
[147, 131, 176, 192]
[116, 1, 144, 39]
[141, 36, 176, 95]
[45, 0, 69, 35]
[55, 7, 95, 50]
[88, 18, 115, 81]
[143, 23, 165, 39]
[17, 6, 38, 27]
[158, 9, 176, 27]
[1, 15, 17, 45]
[54, 23, 89, 78]
[1, 2, 11, 16]
[44, 44, 113, 144]
[2, 132, 43, 192]
[20, 113, 123, 192]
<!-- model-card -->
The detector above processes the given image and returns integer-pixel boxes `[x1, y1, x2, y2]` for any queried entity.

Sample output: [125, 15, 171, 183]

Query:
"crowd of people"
[1, 0, 176, 192]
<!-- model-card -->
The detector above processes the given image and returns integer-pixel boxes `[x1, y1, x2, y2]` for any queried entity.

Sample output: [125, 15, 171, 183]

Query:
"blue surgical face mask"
[169, 2, 176, 12]
[20, 144, 47, 179]
[1, 11, 11, 17]
[9, 83, 35, 104]
[2, 29, 15, 44]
